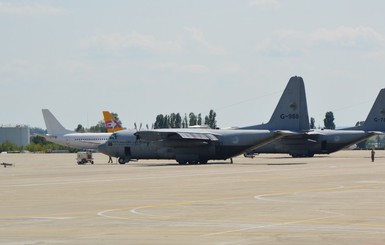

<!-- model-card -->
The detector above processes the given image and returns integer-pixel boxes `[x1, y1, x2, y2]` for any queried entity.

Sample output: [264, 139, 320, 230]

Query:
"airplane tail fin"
[42, 109, 73, 135]
[242, 76, 310, 131]
[103, 111, 124, 133]
[356, 89, 385, 131]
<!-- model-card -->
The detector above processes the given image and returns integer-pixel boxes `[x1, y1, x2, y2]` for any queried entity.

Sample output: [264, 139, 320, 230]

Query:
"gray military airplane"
[97, 77, 308, 164]
[98, 128, 293, 164]
[245, 87, 385, 157]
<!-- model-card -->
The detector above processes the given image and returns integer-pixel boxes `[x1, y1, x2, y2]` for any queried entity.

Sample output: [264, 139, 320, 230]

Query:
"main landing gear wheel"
[118, 157, 127, 164]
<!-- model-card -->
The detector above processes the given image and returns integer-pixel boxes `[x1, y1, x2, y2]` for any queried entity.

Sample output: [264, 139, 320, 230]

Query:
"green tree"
[182, 114, 188, 128]
[163, 115, 170, 128]
[310, 117, 316, 129]
[169, 113, 181, 128]
[197, 113, 202, 125]
[29, 127, 46, 135]
[75, 124, 85, 133]
[26, 135, 78, 153]
[205, 109, 217, 129]
[154, 110, 218, 129]
[31, 135, 48, 145]
[89, 120, 107, 132]
[0, 141, 21, 152]
[323, 111, 335, 129]
[175, 113, 182, 128]
[189, 112, 197, 126]
[154, 114, 164, 129]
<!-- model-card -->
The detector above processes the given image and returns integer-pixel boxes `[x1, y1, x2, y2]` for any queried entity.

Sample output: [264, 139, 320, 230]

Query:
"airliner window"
[109, 133, 117, 140]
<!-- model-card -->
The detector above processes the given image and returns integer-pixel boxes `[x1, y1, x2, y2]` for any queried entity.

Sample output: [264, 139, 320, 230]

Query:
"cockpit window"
[109, 133, 117, 140]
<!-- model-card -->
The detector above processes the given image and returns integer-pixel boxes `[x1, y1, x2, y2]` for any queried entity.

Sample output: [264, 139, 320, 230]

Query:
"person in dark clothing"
[371, 149, 375, 162]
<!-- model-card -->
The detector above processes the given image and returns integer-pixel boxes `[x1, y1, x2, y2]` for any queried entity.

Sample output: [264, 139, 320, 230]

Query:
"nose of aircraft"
[98, 142, 108, 155]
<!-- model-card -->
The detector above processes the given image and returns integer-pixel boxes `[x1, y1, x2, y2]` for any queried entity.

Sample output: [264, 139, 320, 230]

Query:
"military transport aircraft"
[97, 76, 308, 164]
[98, 127, 293, 164]
[41, 109, 123, 149]
[245, 87, 385, 157]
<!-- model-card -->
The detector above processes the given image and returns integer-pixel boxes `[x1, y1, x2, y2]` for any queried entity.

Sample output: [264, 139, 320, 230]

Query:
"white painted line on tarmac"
[357, 180, 385, 184]
[97, 209, 129, 220]
[202, 210, 342, 237]
[31, 216, 73, 220]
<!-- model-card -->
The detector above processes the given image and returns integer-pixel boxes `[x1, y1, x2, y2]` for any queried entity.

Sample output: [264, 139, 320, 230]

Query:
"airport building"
[0, 125, 30, 147]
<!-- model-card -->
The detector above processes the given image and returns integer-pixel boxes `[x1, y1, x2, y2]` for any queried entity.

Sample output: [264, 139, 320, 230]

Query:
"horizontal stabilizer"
[305, 130, 327, 136]
[273, 130, 299, 136]
[368, 131, 384, 135]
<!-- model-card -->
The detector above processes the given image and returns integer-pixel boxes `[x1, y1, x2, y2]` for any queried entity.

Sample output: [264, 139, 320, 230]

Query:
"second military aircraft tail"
[346, 88, 385, 132]
[241, 76, 310, 131]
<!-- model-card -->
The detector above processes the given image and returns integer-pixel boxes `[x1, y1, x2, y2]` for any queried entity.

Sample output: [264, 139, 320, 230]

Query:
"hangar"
[0, 125, 30, 147]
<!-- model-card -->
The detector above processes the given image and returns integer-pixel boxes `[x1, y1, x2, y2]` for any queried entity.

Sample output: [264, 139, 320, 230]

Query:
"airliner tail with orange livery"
[103, 111, 124, 133]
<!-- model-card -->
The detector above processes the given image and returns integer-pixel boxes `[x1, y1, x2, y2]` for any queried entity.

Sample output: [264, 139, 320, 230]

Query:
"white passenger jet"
[41, 109, 122, 149]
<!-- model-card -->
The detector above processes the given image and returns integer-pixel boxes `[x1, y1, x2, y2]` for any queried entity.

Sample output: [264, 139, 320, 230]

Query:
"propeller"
[134, 122, 143, 131]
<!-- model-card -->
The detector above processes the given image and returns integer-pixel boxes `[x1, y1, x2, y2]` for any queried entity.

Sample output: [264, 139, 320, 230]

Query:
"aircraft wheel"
[118, 157, 126, 164]
[178, 161, 187, 165]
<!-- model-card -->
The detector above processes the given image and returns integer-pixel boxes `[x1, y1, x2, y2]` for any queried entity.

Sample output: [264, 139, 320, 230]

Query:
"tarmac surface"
[1, 150, 385, 245]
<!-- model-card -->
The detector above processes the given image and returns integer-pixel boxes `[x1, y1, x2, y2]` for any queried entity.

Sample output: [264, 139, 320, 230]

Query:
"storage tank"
[0, 125, 30, 147]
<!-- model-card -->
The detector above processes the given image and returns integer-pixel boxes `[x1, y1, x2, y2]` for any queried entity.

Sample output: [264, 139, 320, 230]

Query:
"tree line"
[153, 110, 217, 129]
[310, 111, 336, 129]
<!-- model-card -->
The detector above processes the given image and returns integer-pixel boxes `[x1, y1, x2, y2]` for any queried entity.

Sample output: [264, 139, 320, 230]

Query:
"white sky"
[1, 0, 385, 130]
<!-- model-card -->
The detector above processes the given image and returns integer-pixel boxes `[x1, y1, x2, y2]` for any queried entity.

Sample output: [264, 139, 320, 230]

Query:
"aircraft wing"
[135, 130, 219, 142]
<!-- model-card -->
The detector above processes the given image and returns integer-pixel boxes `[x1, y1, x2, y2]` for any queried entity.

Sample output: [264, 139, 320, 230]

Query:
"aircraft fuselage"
[43, 133, 111, 149]
[98, 129, 285, 164]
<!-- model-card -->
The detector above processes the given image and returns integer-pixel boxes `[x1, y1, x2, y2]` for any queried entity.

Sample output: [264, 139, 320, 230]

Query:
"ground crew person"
[371, 149, 375, 162]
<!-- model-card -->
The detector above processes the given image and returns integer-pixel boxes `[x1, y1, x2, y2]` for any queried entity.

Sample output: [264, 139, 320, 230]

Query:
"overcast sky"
[1, 0, 385, 130]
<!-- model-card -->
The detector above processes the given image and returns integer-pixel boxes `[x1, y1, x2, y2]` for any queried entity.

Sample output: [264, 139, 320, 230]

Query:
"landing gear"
[118, 157, 129, 164]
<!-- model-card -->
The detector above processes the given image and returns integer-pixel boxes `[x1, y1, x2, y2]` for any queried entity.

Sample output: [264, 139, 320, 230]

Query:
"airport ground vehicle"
[76, 151, 94, 165]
